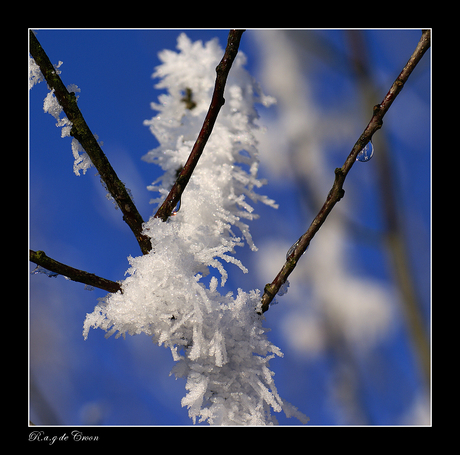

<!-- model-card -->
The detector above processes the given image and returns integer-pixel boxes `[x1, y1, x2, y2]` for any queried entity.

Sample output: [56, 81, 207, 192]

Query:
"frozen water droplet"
[286, 241, 298, 260]
[356, 141, 374, 162]
[171, 199, 181, 216]
[286, 237, 309, 260]
[31, 265, 59, 278]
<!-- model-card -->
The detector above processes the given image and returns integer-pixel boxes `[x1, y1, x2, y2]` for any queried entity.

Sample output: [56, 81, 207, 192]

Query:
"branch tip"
[30, 249, 122, 294]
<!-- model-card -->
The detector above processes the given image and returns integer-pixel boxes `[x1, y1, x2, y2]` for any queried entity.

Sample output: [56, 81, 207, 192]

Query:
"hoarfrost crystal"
[29, 56, 44, 89]
[31, 265, 59, 278]
[29, 57, 94, 177]
[83, 33, 308, 425]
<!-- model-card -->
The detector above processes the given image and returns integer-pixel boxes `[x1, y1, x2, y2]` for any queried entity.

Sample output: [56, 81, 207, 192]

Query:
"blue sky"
[29, 29, 430, 426]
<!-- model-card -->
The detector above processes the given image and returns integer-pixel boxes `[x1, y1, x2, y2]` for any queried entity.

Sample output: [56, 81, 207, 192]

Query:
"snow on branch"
[83, 32, 308, 425]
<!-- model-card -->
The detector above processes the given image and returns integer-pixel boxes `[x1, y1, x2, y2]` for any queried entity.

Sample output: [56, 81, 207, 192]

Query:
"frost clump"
[42, 83, 95, 176]
[83, 33, 308, 425]
[29, 55, 45, 89]
[29, 57, 94, 176]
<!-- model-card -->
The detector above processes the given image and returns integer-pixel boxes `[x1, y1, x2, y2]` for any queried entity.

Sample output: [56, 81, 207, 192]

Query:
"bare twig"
[154, 29, 245, 222]
[30, 249, 122, 294]
[260, 30, 431, 314]
[29, 31, 152, 255]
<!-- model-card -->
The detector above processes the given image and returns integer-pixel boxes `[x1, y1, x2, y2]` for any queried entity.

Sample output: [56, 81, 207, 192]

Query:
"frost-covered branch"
[29, 31, 152, 255]
[84, 34, 308, 425]
[260, 29, 431, 313]
[154, 29, 245, 222]
[30, 249, 122, 293]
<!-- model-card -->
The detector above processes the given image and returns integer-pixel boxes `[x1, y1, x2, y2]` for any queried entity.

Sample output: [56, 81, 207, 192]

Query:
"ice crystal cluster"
[29, 56, 94, 176]
[83, 33, 308, 425]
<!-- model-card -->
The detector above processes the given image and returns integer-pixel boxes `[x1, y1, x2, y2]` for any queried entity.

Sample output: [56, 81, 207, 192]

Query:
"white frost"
[29, 56, 44, 89]
[32, 58, 94, 177]
[83, 33, 307, 425]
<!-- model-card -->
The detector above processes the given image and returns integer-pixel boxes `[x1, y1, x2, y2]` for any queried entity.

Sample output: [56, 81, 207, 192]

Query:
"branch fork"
[30, 29, 430, 314]
[30, 30, 245, 292]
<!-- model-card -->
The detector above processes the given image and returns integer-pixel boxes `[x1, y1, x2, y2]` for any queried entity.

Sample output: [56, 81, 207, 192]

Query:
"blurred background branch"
[345, 29, 430, 389]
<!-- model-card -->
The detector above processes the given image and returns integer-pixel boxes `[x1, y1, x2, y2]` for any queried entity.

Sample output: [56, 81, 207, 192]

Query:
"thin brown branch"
[29, 31, 152, 255]
[30, 249, 122, 294]
[260, 30, 431, 314]
[154, 29, 245, 222]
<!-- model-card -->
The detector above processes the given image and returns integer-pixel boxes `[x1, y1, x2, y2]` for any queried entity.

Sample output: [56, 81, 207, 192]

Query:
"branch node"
[263, 283, 276, 299]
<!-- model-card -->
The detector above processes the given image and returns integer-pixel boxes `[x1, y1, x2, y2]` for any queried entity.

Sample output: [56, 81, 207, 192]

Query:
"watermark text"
[29, 430, 99, 445]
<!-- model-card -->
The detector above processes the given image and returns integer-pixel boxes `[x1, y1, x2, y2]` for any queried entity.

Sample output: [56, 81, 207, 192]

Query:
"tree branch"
[154, 29, 245, 222]
[260, 30, 431, 314]
[29, 31, 152, 255]
[30, 249, 122, 294]
[30, 30, 244, 297]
